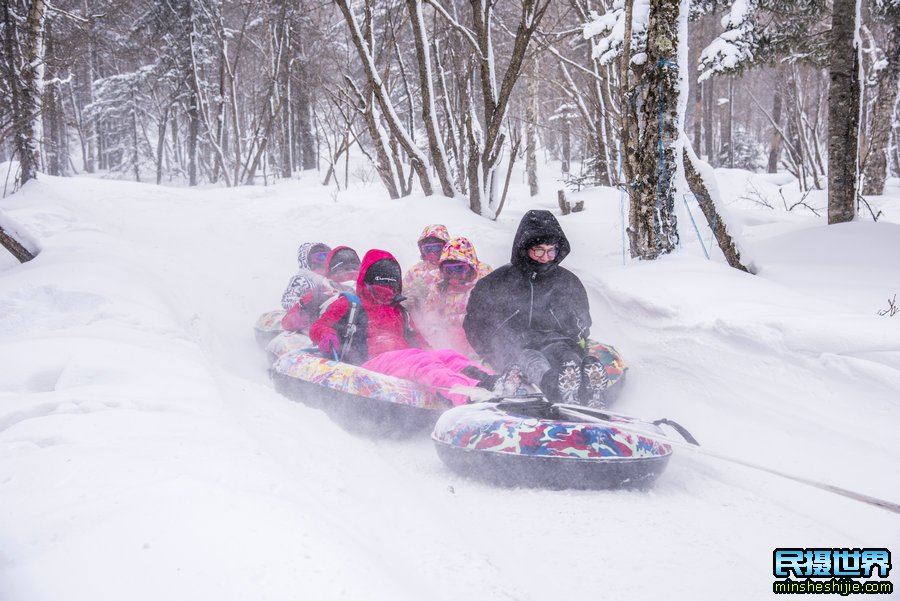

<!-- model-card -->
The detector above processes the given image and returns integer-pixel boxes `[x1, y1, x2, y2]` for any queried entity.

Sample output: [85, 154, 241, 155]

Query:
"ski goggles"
[309, 250, 330, 267]
[420, 242, 445, 256]
[441, 262, 474, 280]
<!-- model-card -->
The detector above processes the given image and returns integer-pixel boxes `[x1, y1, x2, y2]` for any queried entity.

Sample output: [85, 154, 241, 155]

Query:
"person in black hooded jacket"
[463, 209, 606, 405]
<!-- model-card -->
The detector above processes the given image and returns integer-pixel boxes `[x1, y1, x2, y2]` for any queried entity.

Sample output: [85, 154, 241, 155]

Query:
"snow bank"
[1, 167, 898, 601]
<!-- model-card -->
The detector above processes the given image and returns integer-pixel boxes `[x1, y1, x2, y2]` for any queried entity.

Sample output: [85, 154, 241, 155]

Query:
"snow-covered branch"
[698, 0, 758, 82]
[582, 0, 650, 66]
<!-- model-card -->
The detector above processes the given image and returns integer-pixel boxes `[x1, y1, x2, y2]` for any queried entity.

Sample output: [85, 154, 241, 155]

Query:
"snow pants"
[362, 348, 492, 406]
[511, 336, 585, 388]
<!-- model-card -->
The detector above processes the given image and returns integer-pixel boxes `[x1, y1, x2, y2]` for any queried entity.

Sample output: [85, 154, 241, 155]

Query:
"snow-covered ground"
[1, 164, 898, 600]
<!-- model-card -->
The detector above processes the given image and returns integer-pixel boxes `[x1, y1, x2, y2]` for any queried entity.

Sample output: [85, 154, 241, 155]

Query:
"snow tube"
[254, 309, 286, 348]
[264, 330, 311, 364]
[270, 349, 452, 437]
[432, 398, 672, 489]
[582, 341, 627, 406]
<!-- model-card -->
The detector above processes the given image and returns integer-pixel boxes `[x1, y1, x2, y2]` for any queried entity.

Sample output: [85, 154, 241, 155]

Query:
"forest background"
[1, 0, 898, 264]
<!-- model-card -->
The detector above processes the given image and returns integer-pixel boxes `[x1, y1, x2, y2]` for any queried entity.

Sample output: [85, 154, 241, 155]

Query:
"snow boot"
[556, 360, 582, 404]
[492, 364, 528, 397]
[580, 356, 610, 409]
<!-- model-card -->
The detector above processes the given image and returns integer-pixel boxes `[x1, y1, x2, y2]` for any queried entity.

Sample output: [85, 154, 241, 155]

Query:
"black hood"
[510, 210, 571, 273]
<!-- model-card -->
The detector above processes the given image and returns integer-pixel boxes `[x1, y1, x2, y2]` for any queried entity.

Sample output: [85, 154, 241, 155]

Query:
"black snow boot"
[540, 361, 581, 403]
[493, 364, 528, 397]
[580, 355, 610, 408]
[556, 360, 582, 404]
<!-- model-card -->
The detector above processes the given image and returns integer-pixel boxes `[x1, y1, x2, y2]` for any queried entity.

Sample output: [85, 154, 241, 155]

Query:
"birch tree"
[453, 0, 551, 215]
[587, 0, 680, 259]
[1, 0, 48, 185]
[827, 0, 861, 224]
[586, 0, 748, 269]
[335, 0, 436, 196]
[860, 0, 900, 195]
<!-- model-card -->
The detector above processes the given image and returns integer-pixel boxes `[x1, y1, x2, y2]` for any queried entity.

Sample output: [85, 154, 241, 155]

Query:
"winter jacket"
[420, 237, 492, 355]
[281, 242, 331, 310]
[463, 210, 591, 370]
[403, 224, 451, 316]
[309, 249, 427, 364]
[281, 282, 346, 332]
[281, 245, 358, 332]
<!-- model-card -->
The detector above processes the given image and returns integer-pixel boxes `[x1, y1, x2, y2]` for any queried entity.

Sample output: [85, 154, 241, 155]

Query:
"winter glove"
[317, 331, 340, 358]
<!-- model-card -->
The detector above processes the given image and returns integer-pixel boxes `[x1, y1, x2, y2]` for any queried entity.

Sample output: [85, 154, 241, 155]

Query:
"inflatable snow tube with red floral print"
[431, 398, 672, 489]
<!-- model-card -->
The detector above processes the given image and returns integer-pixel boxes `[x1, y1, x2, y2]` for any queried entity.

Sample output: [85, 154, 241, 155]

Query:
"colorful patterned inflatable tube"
[582, 341, 627, 406]
[270, 349, 452, 437]
[254, 309, 286, 348]
[265, 331, 312, 364]
[432, 399, 672, 489]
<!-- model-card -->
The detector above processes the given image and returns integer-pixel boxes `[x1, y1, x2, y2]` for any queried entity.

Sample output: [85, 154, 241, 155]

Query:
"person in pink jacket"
[309, 249, 500, 405]
[282, 246, 360, 333]
[419, 237, 492, 357]
[403, 224, 450, 321]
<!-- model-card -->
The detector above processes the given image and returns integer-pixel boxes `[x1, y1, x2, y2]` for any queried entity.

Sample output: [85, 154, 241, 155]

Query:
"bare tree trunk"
[466, 0, 550, 215]
[170, 111, 180, 175]
[719, 77, 733, 168]
[279, 25, 293, 180]
[893, 123, 900, 176]
[726, 77, 734, 168]
[827, 0, 861, 224]
[0, 222, 36, 263]
[620, 0, 639, 187]
[243, 4, 291, 186]
[683, 145, 750, 273]
[42, 21, 66, 176]
[82, 0, 96, 173]
[131, 88, 141, 182]
[363, 98, 402, 199]
[689, 16, 702, 153]
[703, 77, 715, 163]
[496, 125, 521, 219]
[297, 65, 317, 170]
[625, 0, 680, 260]
[407, 0, 455, 196]
[692, 68, 703, 155]
[335, 0, 434, 196]
[156, 104, 170, 185]
[526, 55, 539, 196]
[861, 20, 900, 195]
[187, 84, 200, 186]
[434, 41, 466, 192]
[353, 7, 403, 198]
[767, 67, 784, 173]
[24, 0, 47, 174]
[212, 13, 228, 184]
[2, 0, 45, 184]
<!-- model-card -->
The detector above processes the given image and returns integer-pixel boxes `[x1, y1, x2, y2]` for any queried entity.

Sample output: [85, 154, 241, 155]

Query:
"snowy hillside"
[1, 168, 898, 600]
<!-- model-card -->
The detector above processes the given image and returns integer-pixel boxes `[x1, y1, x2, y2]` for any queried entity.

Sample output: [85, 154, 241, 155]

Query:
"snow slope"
[1, 168, 898, 600]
